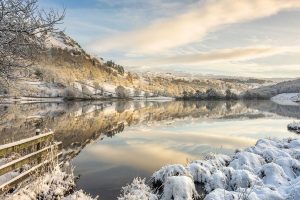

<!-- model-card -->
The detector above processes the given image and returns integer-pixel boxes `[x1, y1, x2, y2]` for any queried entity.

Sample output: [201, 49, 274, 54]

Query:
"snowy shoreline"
[120, 138, 300, 200]
[0, 96, 174, 104]
[2, 138, 300, 200]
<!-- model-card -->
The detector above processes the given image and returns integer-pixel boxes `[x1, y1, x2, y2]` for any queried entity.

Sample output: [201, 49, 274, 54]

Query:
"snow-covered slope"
[245, 79, 300, 99]
[46, 31, 83, 52]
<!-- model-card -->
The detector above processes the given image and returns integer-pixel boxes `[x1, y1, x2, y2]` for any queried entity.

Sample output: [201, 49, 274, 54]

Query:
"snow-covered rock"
[288, 121, 300, 134]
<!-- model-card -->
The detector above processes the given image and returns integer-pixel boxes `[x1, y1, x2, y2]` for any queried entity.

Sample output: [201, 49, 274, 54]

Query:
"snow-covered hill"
[244, 79, 300, 100]
[0, 31, 271, 100]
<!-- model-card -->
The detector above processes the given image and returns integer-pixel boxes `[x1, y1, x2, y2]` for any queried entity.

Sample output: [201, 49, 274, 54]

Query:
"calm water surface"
[1, 100, 300, 199]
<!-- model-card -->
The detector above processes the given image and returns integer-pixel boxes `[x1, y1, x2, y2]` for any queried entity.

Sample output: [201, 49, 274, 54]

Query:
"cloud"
[119, 46, 300, 66]
[117, 46, 300, 78]
[89, 0, 300, 54]
[120, 46, 300, 67]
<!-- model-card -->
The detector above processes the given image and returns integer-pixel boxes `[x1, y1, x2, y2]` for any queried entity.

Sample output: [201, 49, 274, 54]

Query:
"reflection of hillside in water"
[0, 100, 298, 157]
[244, 101, 300, 119]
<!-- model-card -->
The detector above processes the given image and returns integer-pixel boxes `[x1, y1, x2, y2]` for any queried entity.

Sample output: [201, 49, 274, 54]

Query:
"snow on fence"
[0, 131, 62, 195]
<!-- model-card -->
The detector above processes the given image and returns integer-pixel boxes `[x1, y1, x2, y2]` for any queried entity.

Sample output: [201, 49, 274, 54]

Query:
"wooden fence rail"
[0, 131, 62, 195]
[0, 131, 54, 158]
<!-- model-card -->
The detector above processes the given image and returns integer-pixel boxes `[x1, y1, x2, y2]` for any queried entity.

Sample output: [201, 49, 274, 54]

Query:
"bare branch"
[0, 0, 65, 84]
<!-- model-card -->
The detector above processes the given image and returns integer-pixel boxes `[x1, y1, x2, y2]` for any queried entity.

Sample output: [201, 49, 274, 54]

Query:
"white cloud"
[119, 46, 299, 66]
[89, 0, 300, 54]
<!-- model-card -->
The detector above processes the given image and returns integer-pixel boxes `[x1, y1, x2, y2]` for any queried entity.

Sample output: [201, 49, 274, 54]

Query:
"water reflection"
[1, 100, 300, 199]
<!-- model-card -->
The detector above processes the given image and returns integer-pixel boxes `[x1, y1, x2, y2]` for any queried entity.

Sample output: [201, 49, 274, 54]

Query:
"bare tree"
[115, 86, 129, 98]
[0, 0, 64, 82]
[134, 89, 141, 97]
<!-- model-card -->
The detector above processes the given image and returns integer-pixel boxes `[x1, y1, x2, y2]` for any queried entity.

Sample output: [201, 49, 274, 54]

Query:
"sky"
[40, 0, 300, 78]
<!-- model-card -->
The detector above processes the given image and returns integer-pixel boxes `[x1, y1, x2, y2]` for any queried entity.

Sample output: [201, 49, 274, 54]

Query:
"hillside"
[0, 32, 270, 100]
[243, 79, 300, 99]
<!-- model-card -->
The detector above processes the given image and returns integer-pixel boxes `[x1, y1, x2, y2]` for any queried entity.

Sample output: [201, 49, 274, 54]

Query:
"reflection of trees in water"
[104, 123, 125, 138]
[226, 101, 238, 112]
[133, 101, 142, 110]
[205, 101, 221, 111]
[0, 105, 8, 123]
[244, 101, 300, 119]
[115, 101, 131, 113]
[1, 100, 300, 155]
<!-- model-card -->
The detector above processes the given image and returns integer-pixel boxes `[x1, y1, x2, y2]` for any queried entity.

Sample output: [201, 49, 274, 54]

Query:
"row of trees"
[181, 88, 238, 100]
[105, 60, 125, 75]
[115, 86, 152, 98]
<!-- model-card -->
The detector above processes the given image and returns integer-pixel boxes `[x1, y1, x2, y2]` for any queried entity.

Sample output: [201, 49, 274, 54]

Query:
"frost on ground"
[288, 122, 300, 134]
[2, 164, 96, 200]
[121, 138, 300, 200]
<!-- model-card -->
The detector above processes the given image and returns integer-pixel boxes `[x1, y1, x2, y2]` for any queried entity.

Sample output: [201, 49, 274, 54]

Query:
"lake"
[0, 100, 300, 199]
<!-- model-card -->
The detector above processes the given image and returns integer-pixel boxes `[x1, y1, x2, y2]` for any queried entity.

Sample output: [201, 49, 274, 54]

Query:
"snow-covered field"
[271, 93, 300, 106]
[120, 138, 300, 200]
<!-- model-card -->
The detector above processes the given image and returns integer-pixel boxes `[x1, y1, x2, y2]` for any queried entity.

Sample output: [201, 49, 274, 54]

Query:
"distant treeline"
[176, 88, 274, 100]
[177, 89, 238, 100]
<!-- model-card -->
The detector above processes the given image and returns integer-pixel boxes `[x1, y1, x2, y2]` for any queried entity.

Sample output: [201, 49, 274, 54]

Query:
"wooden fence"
[0, 131, 62, 195]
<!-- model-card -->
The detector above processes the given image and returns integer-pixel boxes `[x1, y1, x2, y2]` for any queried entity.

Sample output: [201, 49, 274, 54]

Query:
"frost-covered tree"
[115, 85, 129, 98]
[0, 0, 64, 82]
[225, 89, 238, 100]
[134, 89, 141, 97]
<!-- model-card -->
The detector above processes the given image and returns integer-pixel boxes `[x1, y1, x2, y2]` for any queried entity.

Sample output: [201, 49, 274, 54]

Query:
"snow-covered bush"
[229, 151, 265, 173]
[63, 190, 97, 200]
[152, 164, 192, 187]
[161, 176, 199, 200]
[118, 178, 157, 200]
[3, 164, 95, 200]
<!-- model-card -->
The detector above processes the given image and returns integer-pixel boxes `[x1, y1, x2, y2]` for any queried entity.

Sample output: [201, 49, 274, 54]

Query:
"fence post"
[36, 129, 41, 164]
[36, 129, 41, 150]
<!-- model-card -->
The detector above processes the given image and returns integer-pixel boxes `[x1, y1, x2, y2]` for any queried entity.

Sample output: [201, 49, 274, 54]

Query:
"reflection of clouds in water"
[87, 124, 260, 173]
[84, 124, 258, 172]
[122, 128, 256, 150]
[85, 143, 193, 172]
[109, 117, 299, 162]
